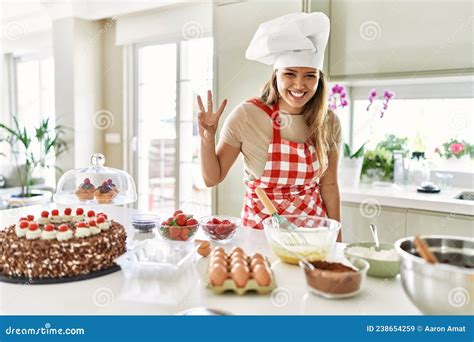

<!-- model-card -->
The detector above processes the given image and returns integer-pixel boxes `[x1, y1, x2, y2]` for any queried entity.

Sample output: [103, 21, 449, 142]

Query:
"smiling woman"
[196, 12, 342, 239]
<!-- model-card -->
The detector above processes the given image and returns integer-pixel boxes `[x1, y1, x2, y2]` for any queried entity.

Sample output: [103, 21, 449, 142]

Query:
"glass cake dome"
[54, 153, 137, 205]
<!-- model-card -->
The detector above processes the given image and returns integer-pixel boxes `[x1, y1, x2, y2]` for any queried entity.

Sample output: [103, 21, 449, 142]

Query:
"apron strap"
[247, 98, 281, 140]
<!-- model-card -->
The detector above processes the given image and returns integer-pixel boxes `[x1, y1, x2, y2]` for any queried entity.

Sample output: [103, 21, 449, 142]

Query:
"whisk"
[255, 187, 308, 247]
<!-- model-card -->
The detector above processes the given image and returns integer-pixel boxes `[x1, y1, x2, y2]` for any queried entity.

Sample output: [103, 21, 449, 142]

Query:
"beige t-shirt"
[220, 101, 342, 181]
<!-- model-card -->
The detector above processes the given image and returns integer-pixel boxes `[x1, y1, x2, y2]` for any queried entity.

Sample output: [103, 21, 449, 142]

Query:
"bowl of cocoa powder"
[300, 257, 369, 299]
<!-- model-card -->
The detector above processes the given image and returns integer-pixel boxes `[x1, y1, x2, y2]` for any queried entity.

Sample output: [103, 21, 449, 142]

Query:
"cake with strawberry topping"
[75, 178, 96, 201]
[0, 208, 126, 280]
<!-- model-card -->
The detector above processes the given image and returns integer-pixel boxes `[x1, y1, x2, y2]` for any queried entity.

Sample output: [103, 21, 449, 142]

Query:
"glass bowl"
[300, 256, 369, 299]
[262, 215, 341, 265]
[198, 216, 240, 243]
[159, 222, 198, 242]
[130, 214, 160, 233]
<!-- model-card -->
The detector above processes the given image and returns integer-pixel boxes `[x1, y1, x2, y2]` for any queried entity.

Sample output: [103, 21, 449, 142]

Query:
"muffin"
[94, 181, 117, 204]
[75, 178, 96, 201]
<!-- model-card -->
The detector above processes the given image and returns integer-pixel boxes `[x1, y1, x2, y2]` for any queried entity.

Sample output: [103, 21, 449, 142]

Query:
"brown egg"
[231, 247, 244, 254]
[252, 264, 271, 286]
[251, 253, 264, 261]
[209, 264, 228, 286]
[250, 257, 265, 270]
[230, 256, 248, 268]
[213, 247, 225, 254]
[212, 250, 228, 259]
[198, 246, 212, 257]
[230, 259, 249, 272]
[231, 264, 250, 287]
[211, 256, 228, 268]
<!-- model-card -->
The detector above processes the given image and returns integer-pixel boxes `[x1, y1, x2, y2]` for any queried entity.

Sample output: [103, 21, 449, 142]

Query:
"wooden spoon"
[414, 236, 439, 264]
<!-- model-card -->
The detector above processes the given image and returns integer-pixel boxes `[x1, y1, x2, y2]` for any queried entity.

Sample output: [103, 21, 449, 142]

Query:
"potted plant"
[329, 84, 396, 186]
[434, 138, 472, 171]
[0, 117, 69, 207]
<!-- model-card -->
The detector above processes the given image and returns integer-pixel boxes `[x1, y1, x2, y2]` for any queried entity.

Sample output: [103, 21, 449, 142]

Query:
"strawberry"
[76, 222, 87, 228]
[169, 227, 181, 240]
[211, 217, 221, 224]
[58, 224, 69, 232]
[64, 208, 72, 215]
[175, 213, 187, 226]
[29, 222, 39, 231]
[87, 210, 95, 218]
[97, 217, 105, 224]
[89, 220, 97, 227]
[186, 218, 198, 226]
[76, 208, 84, 215]
[173, 210, 183, 217]
[216, 225, 227, 236]
[221, 219, 231, 225]
[27, 215, 34, 221]
[84, 178, 91, 185]
[44, 224, 55, 232]
[51, 209, 59, 216]
[180, 227, 190, 240]
[41, 211, 49, 218]
[19, 221, 29, 229]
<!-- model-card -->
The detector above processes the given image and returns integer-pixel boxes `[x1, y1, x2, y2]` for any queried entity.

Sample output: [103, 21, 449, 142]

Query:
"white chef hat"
[245, 12, 330, 70]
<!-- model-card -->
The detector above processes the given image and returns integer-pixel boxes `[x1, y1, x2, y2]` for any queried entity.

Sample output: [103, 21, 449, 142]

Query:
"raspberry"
[58, 225, 68, 232]
[44, 224, 55, 232]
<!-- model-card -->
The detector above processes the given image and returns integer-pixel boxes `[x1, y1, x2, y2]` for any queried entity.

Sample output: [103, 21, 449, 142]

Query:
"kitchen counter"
[341, 184, 474, 216]
[0, 204, 419, 315]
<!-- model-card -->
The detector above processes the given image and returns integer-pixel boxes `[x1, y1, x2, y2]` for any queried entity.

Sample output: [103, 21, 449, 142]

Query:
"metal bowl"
[395, 235, 474, 315]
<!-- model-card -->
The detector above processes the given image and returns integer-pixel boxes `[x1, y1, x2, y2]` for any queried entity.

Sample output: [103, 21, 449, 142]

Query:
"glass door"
[135, 37, 213, 217]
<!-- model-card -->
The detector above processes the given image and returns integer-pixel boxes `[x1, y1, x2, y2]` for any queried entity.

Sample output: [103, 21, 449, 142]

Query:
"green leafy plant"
[0, 117, 69, 197]
[435, 138, 471, 159]
[361, 147, 394, 181]
[343, 142, 367, 159]
[376, 134, 409, 155]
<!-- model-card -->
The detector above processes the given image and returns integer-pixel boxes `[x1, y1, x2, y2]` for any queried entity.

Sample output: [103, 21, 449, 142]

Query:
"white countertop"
[0, 204, 419, 315]
[340, 184, 474, 216]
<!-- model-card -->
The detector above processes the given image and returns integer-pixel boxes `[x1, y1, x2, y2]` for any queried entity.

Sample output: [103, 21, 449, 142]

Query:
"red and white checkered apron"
[242, 98, 327, 229]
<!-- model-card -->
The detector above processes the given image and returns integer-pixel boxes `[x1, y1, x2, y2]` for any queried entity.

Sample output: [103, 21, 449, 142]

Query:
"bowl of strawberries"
[199, 216, 240, 243]
[159, 210, 198, 242]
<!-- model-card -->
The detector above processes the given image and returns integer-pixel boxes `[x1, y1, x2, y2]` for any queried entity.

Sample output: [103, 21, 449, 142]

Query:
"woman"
[197, 12, 342, 240]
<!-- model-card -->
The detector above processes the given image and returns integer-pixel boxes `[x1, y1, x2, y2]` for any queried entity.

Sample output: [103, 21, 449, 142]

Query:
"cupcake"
[106, 179, 120, 196]
[75, 178, 96, 201]
[94, 181, 117, 204]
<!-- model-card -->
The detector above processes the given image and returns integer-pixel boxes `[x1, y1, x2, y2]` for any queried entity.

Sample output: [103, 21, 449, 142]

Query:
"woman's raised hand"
[197, 90, 227, 140]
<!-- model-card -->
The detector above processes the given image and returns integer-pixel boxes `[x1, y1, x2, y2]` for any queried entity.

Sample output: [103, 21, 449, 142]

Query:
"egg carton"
[207, 258, 277, 295]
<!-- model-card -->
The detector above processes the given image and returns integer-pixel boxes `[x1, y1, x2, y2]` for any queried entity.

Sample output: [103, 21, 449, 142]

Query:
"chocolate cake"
[0, 208, 126, 279]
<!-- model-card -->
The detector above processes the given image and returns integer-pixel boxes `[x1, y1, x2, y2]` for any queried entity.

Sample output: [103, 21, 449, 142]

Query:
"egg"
[250, 257, 265, 270]
[231, 264, 250, 287]
[198, 246, 212, 257]
[252, 264, 271, 286]
[211, 255, 228, 268]
[212, 250, 228, 259]
[213, 247, 225, 254]
[251, 253, 264, 261]
[209, 264, 228, 286]
[230, 247, 245, 259]
[230, 259, 249, 272]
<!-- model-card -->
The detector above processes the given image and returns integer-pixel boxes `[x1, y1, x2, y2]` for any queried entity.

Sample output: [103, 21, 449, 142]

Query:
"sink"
[454, 191, 474, 201]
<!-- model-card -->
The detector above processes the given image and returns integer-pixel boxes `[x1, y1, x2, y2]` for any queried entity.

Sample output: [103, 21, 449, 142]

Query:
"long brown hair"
[260, 70, 331, 176]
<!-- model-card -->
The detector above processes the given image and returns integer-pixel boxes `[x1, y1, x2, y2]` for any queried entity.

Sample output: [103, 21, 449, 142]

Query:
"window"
[135, 37, 213, 216]
[14, 55, 56, 186]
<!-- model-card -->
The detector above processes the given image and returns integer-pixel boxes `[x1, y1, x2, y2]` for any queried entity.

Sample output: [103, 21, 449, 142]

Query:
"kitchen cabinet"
[406, 209, 474, 238]
[313, 0, 473, 79]
[341, 202, 407, 244]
